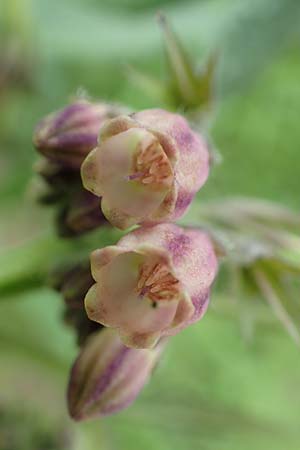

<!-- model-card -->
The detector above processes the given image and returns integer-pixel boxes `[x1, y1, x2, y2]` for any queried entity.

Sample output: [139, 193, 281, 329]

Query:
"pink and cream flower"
[84, 223, 218, 348]
[81, 109, 210, 229]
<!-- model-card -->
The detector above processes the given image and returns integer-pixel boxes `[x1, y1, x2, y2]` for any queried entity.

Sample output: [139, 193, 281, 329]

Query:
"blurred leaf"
[219, 0, 300, 95]
[125, 64, 171, 106]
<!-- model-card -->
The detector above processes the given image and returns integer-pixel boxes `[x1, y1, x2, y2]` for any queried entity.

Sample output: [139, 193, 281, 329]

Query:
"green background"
[0, 0, 300, 449]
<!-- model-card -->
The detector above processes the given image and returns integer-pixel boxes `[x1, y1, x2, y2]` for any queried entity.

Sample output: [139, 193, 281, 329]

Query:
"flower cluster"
[30, 14, 300, 423]
[33, 102, 218, 419]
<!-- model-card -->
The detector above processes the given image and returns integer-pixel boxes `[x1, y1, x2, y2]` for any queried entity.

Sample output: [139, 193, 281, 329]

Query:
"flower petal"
[90, 246, 126, 280]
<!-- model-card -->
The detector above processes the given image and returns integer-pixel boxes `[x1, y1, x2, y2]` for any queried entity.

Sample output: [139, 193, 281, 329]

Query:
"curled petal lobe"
[90, 246, 126, 280]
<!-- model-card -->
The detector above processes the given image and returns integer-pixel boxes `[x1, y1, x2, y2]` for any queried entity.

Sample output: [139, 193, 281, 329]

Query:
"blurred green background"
[1, 0, 300, 449]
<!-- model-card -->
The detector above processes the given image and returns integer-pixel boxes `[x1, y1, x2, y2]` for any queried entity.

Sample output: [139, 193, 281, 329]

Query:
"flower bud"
[33, 101, 121, 169]
[85, 223, 218, 348]
[67, 328, 163, 420]
[56, 189, 107, 238]
[81, 109, 210, 229]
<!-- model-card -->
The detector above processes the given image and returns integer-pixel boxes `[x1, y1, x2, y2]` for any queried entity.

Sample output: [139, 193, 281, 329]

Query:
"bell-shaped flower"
[85, 223, 218, 348]
[81, 109, 210, 229]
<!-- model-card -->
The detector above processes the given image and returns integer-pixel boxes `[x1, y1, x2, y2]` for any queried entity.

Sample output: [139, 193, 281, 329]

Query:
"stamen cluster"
[136, 262, 180, 305]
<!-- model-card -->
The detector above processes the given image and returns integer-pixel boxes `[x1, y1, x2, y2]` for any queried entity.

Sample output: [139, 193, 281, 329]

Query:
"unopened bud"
[67, 328, 164, 420]
[33, 101, 122, 169]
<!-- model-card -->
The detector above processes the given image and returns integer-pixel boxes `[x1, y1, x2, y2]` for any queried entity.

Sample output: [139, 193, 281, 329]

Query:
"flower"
[33, 100, 122, 169]
[67, 328, 164, 420]
[85, 223, 218, 348]
[81, 109, 210, 229]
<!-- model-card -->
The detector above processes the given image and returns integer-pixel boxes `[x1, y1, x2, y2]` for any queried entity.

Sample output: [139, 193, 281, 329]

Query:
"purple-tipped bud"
[33, 101, 121, 169]
[67, 328, 163, 420]
[81, 109, 210, 229]
[84, 223, 218, 348]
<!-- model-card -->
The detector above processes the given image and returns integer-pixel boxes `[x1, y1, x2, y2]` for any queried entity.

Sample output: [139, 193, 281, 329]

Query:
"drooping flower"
[85, 223, 218, 348]
[81, 109, 210, 229]
[67, 328, 164, 420]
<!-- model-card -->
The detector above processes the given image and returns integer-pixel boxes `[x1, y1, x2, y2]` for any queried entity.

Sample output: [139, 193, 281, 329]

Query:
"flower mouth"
[136, 261, 180, 306]
[85, 245, 193, 347]
[129, 140, 174, 189]
[81, 127, 175, 228]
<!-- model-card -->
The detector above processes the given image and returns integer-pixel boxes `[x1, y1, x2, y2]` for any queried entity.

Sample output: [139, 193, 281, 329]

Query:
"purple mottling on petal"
[173, 129, 195, 150]
[174, 190, 193, 217]
[190, 290, 210, 323]
[167, 232, 191, 264]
